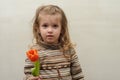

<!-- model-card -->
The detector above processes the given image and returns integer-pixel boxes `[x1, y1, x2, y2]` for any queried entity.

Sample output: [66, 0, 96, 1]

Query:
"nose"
[47, 27, 53, 33]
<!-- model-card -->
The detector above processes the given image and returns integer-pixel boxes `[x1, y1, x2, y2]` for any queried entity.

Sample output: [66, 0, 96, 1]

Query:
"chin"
[47, 41, 57, 44]
[46, 41, 54, 44]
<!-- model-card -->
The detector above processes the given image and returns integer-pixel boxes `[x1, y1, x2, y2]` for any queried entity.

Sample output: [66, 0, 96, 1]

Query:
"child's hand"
[29, 76, 41, 80]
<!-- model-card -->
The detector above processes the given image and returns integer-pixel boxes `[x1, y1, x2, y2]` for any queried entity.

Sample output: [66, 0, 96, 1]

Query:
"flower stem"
[35, 60, 40, 76]
[32, 60, 40, 76]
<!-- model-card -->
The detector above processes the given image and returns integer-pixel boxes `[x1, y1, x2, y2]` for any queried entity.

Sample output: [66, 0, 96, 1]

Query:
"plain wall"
[0, 0, 120, 80]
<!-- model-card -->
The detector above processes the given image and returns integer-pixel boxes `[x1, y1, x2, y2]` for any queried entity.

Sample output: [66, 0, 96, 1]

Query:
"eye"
[42, 24, 48, 28]
[53, 24, 58, 28]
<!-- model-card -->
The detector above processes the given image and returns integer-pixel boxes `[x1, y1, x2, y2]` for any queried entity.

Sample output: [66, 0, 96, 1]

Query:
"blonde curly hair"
[32, 5, 74, 51]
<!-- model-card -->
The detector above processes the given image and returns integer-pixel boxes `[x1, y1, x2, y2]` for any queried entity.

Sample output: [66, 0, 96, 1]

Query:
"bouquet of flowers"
[26, 49, 40, 76]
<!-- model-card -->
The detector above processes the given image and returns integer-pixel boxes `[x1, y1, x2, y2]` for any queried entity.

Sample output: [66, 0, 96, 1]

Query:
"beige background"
[0, 0, 120, 80]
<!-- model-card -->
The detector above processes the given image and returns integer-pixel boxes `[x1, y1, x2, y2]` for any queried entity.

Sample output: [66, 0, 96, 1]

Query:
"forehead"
[39, 13, 62, 22]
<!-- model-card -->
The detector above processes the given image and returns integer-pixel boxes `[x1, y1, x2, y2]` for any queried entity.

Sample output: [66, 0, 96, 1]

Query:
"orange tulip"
[26, 49, 39, 62]
[26, 49, 40, 76]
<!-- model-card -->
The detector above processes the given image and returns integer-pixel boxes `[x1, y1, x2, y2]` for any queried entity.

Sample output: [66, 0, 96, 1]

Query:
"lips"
[46, 35, 54, 38]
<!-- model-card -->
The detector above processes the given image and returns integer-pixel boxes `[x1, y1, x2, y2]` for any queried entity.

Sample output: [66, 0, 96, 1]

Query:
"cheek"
[39, 28, 45, 38]
[40, 31, 45, 38]
[56, 30, 61, 38]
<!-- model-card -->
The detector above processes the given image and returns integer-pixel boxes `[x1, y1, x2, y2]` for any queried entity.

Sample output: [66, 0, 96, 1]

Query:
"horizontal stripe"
[24, 48, 84, 80]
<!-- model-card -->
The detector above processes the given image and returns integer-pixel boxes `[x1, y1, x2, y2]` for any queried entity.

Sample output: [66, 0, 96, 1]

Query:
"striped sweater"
[24, 43, 84, 80]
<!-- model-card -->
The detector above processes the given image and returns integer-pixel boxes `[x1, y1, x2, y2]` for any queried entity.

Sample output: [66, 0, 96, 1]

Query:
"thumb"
[38, 76, 42, 80]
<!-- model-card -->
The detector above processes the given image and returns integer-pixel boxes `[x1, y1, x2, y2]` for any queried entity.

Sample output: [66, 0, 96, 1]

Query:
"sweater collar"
[40, 41, 61, 50]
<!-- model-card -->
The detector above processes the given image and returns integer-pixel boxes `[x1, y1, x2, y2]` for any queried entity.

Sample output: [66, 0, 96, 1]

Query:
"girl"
[24, 5, 84, 80]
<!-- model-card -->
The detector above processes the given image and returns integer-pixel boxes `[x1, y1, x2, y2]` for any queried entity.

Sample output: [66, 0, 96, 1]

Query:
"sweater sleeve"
[23, 58, 34, 80]
[70, 49, 84, 80]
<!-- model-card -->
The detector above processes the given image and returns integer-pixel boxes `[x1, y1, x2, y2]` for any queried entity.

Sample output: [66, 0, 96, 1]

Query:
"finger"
[38, 78, 41, 80]
[38, 76, 42, 80]
[29, 76, 39, 80]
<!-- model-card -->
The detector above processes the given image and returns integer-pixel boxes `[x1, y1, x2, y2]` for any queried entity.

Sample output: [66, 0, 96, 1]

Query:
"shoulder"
[64, 47, 76, 57]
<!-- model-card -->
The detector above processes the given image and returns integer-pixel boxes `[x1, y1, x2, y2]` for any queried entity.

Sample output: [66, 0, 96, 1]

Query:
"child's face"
[39, 14, 61, 44]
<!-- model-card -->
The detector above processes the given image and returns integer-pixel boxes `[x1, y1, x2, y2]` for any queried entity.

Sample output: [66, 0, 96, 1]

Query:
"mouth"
[46, 35, 54, 38]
